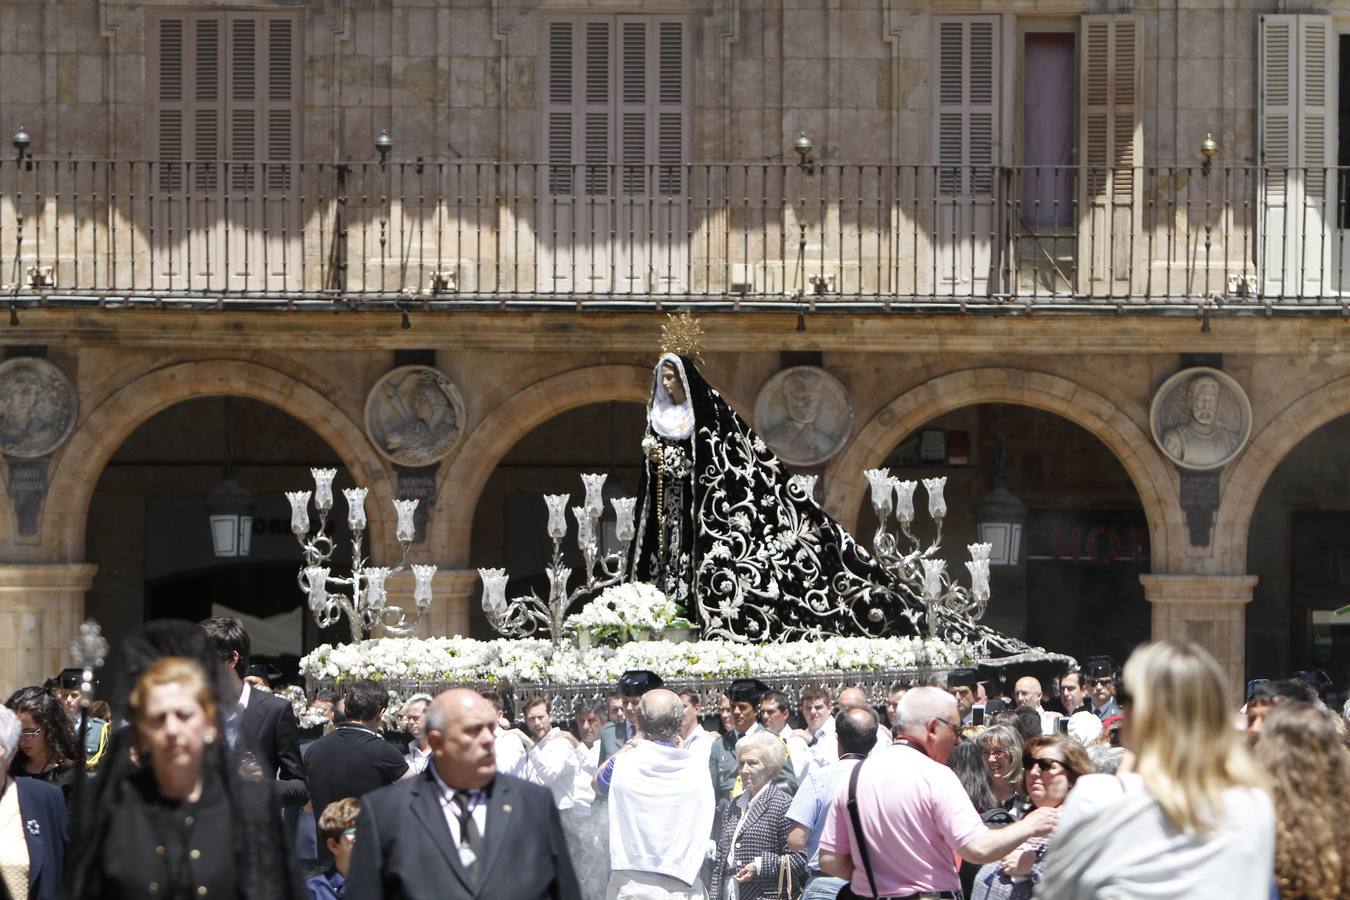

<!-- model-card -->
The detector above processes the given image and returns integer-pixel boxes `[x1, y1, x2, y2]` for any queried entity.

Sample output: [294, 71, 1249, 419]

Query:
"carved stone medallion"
[1150, 367, 1252, 471]
[365, 366, 466, 467]
[0, 357, 77, 459]
[753, 366, 853, 466]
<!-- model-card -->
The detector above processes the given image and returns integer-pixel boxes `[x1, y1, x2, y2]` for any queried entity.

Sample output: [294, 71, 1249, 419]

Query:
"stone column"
[0, 563, 98, 695]
[1139, 574, 1258, 704]
[382, 568, 479, 639]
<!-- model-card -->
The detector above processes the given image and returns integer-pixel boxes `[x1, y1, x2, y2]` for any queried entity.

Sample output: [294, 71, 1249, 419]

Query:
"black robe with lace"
[630, 355, 1065, 667]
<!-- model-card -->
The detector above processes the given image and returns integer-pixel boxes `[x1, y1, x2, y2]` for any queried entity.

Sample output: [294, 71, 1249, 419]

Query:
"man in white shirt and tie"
[758, 690, 814, 782]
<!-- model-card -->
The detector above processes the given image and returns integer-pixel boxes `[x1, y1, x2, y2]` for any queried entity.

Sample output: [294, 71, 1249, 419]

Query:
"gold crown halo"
[660, 310, 705, 362]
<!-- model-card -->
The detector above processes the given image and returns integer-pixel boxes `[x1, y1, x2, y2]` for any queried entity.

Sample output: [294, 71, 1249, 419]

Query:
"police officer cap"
[727, 678, 771, 704]
[617, 670, 664, 696]
[55, 668, 86, 691]
[1084, 656, 1118, 679]
[947, 667, 980, 690]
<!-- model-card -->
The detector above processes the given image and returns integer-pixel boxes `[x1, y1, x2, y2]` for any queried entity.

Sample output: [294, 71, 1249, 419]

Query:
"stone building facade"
[3, 0, 1350, 701]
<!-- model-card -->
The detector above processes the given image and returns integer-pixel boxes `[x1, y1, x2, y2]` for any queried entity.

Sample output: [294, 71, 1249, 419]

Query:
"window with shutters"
[934, 17, 998, 197]
[542, 16, 690, 198]
[148, 10, 303, 194]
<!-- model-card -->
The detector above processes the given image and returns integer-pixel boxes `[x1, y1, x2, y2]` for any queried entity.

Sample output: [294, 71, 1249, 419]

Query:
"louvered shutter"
[546, 21, 574, 195]
[194, 18, 222, 191]
[1079, 14, 1140, 291]
[263, 15, 297, 191]
[1260, 14, 1334, 297]
[935, 17, 997, 197]
[156, 18, 186, 190]
[656, 21, 686, 195]
[583, 21, 611, 196]
[230, 17, 257, 192]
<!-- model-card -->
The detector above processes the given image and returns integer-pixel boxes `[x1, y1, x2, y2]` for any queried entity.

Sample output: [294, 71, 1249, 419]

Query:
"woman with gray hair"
[977, 724, 1025, 815]
[0, 704, 69, 900]
[707, 732, 807, 899]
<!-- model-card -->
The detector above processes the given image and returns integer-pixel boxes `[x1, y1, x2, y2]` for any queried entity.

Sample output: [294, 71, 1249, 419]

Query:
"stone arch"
[824, 368, 1185, 572]
[433, 365, 654, 566]
[1212, 372, 1350, 572]
[44, 359, 395, 561]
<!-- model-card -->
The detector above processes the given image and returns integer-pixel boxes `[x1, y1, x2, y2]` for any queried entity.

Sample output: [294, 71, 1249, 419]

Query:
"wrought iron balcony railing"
[2, 160, 1347, 310]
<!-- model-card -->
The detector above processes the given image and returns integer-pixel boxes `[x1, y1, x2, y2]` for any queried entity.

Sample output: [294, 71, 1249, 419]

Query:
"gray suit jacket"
[345, 769, 581, 900]
[597, 720, 635, 764]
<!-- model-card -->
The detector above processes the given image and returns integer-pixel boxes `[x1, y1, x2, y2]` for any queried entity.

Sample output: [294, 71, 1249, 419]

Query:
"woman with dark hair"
[64, 620, 303, 900]
[0, 704, 67, 900]
[5, 687, 79, 805]
[1254, 701, 1350, 899]
[948, 740, 999, 813]
[970, 735, 1094, 900]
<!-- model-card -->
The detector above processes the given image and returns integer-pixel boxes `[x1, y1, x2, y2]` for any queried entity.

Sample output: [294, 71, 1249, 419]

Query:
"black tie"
[453, 790, 481, 880]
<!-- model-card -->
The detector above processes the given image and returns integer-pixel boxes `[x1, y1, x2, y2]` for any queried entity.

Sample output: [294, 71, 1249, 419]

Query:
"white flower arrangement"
[299, 633, 971, 689]
[564, 582, 692, 644]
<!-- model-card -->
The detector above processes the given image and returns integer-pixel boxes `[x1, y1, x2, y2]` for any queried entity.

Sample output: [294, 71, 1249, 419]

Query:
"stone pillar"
[383, 568, 478, 639]
[0, 563, 98, 695]
[1139, 574, 1258, 704]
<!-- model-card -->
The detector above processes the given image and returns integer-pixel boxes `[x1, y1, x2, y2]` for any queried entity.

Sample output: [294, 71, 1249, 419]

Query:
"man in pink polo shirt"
[819, 686, 1059, 898]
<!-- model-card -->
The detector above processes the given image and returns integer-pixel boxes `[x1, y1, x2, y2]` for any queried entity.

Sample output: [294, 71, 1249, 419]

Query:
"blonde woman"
[1254, 701, 1350, 900]
[1038, 641, 1273, 900]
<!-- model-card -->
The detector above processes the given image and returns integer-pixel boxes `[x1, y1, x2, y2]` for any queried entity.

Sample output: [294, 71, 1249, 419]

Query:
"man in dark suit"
[597, 669, 663, 764]
[200, 616, 308, 808]
[347, 688, 581, 900]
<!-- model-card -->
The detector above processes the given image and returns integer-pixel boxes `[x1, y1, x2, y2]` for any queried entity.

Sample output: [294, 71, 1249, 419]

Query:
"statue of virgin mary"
[631, 352, 923, 642]
[630, 350, 1064, 664]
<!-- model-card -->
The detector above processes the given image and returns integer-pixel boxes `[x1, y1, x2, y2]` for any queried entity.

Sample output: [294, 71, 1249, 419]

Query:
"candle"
[581, 473, 607, 516]
[922, 477, 947, 521]
[412, 564, 437, 609]
[311, 468, 337, 513]
[287, 491, 312, 536]
[394, 499, 419, 543]
[612, 497, 637, 543]
[544, 494, 570, 539]
[343, 487, 368, 532]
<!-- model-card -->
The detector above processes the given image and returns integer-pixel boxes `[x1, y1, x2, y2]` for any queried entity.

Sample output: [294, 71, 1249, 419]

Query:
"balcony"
[0, 159, 1346, 312]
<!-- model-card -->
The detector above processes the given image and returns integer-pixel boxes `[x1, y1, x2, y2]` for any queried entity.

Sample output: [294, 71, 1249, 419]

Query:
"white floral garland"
[564, 582, 692, 642]
[298, 634, 971, 686]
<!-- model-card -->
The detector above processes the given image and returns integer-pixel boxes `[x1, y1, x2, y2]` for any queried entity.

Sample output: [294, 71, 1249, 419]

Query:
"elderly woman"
[708, 732, 807, 900]
[67, 655, 302, 900]
[976, 724, 1025, 814]
[5, 687, 79, 806]
[1039, 641, 1273, 900]
[970, 735, 1094, 900]
[0, 704, 68, 900]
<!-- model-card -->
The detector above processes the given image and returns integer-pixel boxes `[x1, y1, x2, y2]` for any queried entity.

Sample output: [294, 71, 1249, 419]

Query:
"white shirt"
[680, 727, 718, 762]
[405, 743, 432, 774]
[428, 765, 488, 849]
[494, 728, 534, 780]
[763, 723, 813, 782]
[225, 682, 252, 750]
[527, 729, 585, 810]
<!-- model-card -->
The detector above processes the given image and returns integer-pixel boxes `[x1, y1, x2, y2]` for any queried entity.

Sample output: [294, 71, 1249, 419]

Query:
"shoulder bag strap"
[845, 760, 882, 899]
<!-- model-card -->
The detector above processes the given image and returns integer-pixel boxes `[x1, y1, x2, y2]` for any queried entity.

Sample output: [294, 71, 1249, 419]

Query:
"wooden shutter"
[1259, 14, 1334, 297]
[582, 21, 611, 196]
[1081, 15, 1140, 205]
[546, 21, 575, 195]
[150, 10, 300, 194]
[935, 17, 998, 197]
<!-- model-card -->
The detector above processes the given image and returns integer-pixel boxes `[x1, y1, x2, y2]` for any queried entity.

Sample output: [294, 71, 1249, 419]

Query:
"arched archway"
[1214, 372, 1350, 573]
[433, 365, 654, 566]
[45, 359, 395, 562]
[825, 368, 1182, 572]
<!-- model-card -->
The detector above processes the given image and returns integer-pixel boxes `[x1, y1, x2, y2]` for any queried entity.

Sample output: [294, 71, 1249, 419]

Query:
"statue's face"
[783, 376, 821, 424]
[660, 363, 686, 405]
[1188, 379, 1220, 426]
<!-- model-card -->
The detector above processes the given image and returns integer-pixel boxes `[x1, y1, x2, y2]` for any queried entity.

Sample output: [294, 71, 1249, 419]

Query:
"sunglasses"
[1089, 678, 1114, 687]
[1022, 754, 1065, 773]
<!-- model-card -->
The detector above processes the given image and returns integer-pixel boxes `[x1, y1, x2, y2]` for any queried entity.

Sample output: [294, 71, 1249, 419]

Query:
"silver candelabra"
[863, 469, 992, 634]
[287, 467, 436, 642]
[478, 473, 637, 647]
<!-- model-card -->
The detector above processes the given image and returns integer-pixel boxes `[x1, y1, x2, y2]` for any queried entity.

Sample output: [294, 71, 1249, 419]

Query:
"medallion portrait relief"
[1150, 367, 1252, 471]
[0, 357, 78, 459]
[364, 366, 466, 466]
[753, 366, 853, 466]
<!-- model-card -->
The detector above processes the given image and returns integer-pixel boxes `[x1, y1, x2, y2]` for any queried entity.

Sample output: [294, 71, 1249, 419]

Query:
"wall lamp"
[375, 129, 393, 166]
[794, 131, 815, 176]
[13, 126, 33, 170]
[1200, 133, 1218, 176]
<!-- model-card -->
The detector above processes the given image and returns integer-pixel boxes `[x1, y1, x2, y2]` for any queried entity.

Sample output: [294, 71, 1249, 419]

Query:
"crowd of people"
[2, 617, 1349, 900]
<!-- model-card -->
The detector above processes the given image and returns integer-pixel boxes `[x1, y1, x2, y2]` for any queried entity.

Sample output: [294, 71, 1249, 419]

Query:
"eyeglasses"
[932, 717, 961, 736]
[1089, 678, 1114, 687]
[19, 728, 42, 739]
[1022, 754, 1065, 774]
[984, 747, 1011, 759]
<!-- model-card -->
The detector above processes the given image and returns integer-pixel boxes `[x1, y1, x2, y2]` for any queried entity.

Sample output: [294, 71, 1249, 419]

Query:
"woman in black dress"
[4, 687, 78, 806]
[65, 621, 303, 900]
